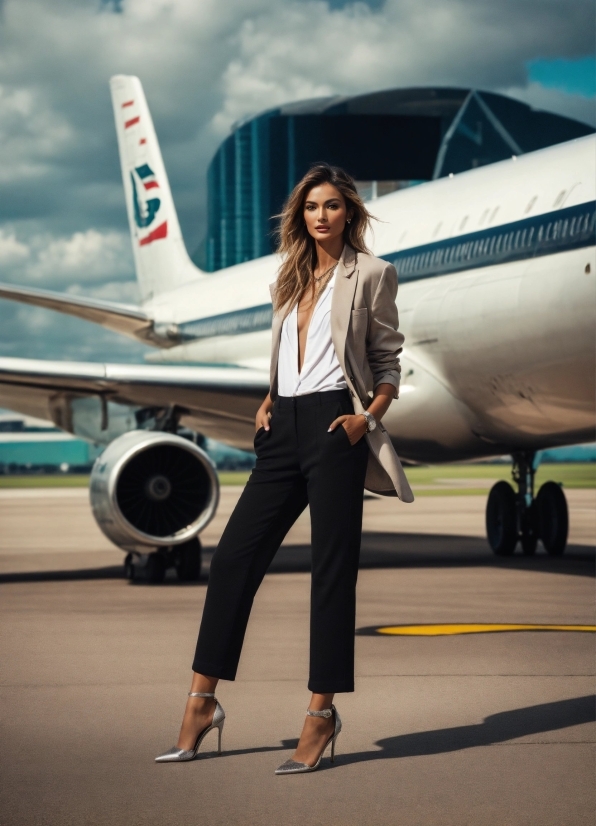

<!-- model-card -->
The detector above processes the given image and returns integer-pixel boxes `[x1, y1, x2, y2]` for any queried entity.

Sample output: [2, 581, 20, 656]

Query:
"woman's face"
[303, 183, 351, 243]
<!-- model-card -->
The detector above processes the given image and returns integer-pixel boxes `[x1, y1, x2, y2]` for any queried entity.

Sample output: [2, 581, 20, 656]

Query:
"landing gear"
[173, 538, 203, 582]
[535, 481, 568, 556]
[486, 481, 517, 556]
[124, 538, 203, 583]
[485, 451, 568, 557]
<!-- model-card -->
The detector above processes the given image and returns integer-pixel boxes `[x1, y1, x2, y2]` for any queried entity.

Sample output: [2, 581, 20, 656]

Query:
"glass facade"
[197, 88, 594, 272]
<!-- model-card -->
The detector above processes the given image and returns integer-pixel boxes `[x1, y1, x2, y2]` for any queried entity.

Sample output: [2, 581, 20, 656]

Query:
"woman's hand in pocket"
[328, 414, 367, 445]
[255, 395, 273, 433]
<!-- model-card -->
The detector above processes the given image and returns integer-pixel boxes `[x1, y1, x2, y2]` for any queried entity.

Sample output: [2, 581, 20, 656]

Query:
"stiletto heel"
[155, 692, 226, 763]
[275, 705, 342, 775]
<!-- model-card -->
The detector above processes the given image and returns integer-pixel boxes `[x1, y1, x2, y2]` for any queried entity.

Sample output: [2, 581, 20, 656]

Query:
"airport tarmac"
[1, 486, 595, 825]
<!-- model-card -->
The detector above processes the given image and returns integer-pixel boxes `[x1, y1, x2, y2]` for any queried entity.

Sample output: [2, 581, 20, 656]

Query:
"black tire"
[175, 538, 202, 582]
[486, 481, 518, 556]
[145, 553, 167, 584]
[520, 502, 538, 556]
[536, 482, 568, 556]
[124, 552, 136, 580]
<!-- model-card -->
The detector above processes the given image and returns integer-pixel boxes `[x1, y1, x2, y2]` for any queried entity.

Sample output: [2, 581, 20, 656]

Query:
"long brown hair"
[274, 163, 373, 312]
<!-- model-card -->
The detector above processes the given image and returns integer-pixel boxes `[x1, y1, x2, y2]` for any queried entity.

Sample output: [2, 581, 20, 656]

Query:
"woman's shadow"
[333, 694, 595, 767]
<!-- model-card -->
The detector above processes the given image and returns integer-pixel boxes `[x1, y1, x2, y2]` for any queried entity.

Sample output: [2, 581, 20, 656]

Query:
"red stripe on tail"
[125, 116, 140, 129]
[139, 221, 168, 246]
[143, 181, 159, 190]
[122, 100, 134, 108]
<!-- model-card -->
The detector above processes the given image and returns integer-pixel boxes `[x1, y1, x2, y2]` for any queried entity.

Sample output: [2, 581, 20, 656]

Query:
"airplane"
[0, 75, 594, 583]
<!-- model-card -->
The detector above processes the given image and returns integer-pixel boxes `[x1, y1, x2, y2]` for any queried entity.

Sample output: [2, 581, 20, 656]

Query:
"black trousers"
[192, 389, 369, 693]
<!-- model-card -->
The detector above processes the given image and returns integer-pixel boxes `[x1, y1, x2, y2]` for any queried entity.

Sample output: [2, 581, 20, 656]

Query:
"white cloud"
[0, 230, 29, 265]
[0, 227, 133, 290]
[29, 229, 132, 283]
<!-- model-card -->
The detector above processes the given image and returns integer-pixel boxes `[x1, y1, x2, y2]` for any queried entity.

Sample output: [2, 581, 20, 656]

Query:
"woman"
[156, 163, 413, 773]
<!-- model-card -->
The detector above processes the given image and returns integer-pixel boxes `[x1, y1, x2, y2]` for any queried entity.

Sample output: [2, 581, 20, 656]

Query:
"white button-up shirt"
[277, 270, 348, 397]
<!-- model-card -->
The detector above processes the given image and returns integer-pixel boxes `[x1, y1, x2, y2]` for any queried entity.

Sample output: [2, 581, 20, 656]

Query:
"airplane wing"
[0, 282, 177, 348]
[0, 357, 269, 450]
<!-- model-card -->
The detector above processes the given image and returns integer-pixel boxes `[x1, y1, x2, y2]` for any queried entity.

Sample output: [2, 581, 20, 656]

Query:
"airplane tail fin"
[109, 75, 204, 303]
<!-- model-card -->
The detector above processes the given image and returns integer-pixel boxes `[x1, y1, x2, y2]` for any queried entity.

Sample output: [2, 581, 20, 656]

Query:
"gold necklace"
[297, 264, 336, 313]
[313, 263, 336, 283]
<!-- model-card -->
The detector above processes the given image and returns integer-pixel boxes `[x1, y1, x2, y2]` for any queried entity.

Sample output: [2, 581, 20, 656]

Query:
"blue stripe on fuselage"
[177, 201, 595, 341]
[178, 303, 273, 342]
[381, 200, 595, 283]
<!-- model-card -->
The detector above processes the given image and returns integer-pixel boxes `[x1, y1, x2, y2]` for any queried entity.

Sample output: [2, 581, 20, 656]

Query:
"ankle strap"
[307, 707, 333, 718]
[188, 692, 215, 698]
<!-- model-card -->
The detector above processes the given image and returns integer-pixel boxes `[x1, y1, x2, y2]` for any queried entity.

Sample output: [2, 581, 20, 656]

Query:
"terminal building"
[195, 87, 594, 272]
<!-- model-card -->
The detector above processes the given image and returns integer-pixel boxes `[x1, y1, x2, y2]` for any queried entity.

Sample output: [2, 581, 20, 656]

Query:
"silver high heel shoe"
[155, 692, 225, 763]
[275, 705, 342, 775]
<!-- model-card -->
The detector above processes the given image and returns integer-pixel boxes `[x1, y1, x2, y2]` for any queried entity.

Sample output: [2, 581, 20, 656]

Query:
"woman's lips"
[315, 226, 329, 232]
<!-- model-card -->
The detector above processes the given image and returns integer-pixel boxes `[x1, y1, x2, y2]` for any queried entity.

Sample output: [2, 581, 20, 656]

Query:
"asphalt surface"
[1, 486, 594, 826]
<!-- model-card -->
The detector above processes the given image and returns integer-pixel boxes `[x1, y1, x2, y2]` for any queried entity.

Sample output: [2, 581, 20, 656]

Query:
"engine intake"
[90, 430, 219, 551]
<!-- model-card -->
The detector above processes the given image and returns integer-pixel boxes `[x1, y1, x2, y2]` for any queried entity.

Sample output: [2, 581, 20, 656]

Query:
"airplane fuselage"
[141, 137, 595, 461]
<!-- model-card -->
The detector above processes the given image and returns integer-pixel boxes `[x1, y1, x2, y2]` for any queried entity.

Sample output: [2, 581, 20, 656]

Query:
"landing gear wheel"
[124, 552, 135, 581]
[536, 482, 568, 556]
[520, 502, 538, 556]
[174, 538, 202, 582]
[145, 553, 167, 584]
[486, 481, 517, 556]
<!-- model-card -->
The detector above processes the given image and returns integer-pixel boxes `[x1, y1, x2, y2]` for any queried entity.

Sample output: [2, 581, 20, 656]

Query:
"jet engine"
[90, 430, 219, 582]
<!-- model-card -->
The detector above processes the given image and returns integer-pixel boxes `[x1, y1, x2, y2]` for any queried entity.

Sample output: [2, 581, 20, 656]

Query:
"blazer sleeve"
[367, 263, 404, 399]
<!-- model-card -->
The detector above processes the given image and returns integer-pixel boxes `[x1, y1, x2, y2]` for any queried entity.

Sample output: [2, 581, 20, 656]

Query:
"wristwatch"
[361, 411, 377, 432]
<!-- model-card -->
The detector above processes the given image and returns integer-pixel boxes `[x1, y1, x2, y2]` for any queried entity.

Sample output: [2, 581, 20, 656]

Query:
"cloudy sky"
[0, 0, 594, 363]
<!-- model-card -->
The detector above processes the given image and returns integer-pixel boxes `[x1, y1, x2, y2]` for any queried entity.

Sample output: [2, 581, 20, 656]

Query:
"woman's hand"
[327, 413, 368, 445]
[255, 394, 273, 433]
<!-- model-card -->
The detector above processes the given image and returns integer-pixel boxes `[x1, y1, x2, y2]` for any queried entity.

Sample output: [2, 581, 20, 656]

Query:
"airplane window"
[545, 223, 552, 241]
[570, 217, 576, 236]
[489, 206, 500, 224]
[527, 227, 534, 245]
[553, 190, 566, 208]
[537, 225, 544, 243]
[520, 229, 526, 247]
[459, 216, 468, 231]
[561, 220, 568, 238]
[525, 196, 537, 214]
[495, 235, 502, 253]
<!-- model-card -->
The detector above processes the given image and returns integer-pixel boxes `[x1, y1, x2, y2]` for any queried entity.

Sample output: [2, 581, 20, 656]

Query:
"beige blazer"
[269, 244, 414, 502]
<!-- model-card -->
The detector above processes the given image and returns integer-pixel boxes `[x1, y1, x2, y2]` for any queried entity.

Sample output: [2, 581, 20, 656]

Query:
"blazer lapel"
[268, 281, 289, 398]
[330, 244, 358, 379]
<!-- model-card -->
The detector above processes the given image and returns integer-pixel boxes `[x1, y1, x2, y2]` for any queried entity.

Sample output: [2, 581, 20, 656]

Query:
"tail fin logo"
[131, 163, 168, 246]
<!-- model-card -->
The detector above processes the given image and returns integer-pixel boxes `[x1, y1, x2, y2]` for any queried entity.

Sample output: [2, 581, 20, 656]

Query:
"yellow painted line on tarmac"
[375, 623, 596, 636]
